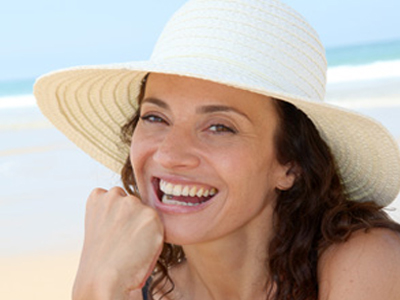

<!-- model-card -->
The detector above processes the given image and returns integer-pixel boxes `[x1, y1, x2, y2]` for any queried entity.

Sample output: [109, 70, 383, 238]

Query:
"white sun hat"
[34, 0, 400, 206]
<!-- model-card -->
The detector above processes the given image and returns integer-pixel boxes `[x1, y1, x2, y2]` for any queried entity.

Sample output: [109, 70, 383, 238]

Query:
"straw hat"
[34, 0, 400, 206]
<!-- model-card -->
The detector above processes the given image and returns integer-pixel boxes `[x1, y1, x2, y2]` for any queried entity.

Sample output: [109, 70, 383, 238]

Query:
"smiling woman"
[128, 74, 292, 246]
[33, 0, 400, 299]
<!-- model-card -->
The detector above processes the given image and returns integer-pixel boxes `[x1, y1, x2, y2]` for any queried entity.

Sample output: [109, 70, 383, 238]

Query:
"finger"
[86, 187, 108, 210]
[89, 187, 108, 198]
[108, 186, 128, 197]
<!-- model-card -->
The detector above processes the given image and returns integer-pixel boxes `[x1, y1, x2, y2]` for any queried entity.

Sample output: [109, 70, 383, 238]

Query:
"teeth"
[162, 195, 202, 206]
[189, 186, 197, 197]
[210, 188, 217, 196]
[182, 186, 189, 196]
[165, 183, 174, 195]
[160, 180, 166, 191]
[159, 179, 218, 198]
[172, 184, 182, 196]
[196, 188, 204, 197]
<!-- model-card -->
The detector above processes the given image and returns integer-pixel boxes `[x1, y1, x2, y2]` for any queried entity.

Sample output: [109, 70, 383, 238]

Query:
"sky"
[1, 0, 400, 81]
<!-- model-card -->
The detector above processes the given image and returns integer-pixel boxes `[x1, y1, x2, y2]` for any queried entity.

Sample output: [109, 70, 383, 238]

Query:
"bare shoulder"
[318, 228, 400, 300]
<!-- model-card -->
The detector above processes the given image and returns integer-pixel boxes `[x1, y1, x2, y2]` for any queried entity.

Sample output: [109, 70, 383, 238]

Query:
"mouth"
[152, 177, 218, 207]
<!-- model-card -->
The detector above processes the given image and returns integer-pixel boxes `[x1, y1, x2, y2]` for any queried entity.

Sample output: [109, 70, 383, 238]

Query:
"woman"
[34, 0, 400, 299]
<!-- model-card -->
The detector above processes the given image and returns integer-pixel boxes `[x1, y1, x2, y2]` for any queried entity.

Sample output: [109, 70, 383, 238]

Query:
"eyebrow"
[196, 105, 250, 121]
[142, 97, 168, 109]
[142, 97, 251, 121]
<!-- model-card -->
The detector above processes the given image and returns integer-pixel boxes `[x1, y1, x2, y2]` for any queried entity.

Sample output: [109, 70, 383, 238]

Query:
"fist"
[73, 187, 164, 300]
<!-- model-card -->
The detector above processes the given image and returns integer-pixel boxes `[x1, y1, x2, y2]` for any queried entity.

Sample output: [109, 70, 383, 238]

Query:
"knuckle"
[154, 229, 164, 246]
[126, 195, 141, 205]
[108, 186, 127, 197]
[141, 206, 158, 220]
[90, 187, 107, 197]
[86, 188, 107, 207]
[139, 208, 164, 234]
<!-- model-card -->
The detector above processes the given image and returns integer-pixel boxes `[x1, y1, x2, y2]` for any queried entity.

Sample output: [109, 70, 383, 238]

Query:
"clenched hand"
[72, 187, 164, 300]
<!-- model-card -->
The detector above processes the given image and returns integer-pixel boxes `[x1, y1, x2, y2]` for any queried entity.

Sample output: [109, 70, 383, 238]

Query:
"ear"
[276, 161, 300, 191]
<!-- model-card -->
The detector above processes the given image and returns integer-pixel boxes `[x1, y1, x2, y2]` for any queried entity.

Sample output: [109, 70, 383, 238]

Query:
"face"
[130, 73, 295, 245]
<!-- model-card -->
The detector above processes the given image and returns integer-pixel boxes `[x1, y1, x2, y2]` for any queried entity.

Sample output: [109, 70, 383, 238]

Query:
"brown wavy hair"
[120, 76, 400, 300]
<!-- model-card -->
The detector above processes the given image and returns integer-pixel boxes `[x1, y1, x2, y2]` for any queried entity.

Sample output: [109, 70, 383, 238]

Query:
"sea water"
[1, 39, 400, 114]
[326, 40, 400, 86]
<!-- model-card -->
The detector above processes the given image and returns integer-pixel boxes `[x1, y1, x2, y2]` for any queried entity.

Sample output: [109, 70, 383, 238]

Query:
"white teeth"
[160, 180, 166, 191]
[172, 185, 182, 196]
[159, 179, 218, 198]
[162, 195, 201, 206]
[196, 188, 204, 197]
[182, 186, 189, 196]
[164, 183, 174, 195]
[189, 186, 197, 197]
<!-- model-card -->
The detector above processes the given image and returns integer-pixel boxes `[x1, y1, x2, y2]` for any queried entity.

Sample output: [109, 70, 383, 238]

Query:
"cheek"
[225, 146, 279, 199]
[219, 140, 275, 177]
[130, 128, 152, 173]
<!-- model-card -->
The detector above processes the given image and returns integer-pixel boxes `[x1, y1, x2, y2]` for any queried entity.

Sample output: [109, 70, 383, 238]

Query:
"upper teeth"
[160, 180, 217, 197]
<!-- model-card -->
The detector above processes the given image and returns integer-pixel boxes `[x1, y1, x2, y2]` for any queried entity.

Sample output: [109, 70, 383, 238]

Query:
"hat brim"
[34, 61, 400, 206]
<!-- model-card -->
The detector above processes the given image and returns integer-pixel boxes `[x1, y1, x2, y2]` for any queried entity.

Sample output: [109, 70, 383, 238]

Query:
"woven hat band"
[151, 0, 327, 102]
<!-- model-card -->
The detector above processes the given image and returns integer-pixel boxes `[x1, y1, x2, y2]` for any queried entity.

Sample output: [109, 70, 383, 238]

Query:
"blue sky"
[1, 0, 400, 80]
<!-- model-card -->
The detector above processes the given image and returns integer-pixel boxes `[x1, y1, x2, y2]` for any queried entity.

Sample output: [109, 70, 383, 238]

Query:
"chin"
[161, 219, 212, 246]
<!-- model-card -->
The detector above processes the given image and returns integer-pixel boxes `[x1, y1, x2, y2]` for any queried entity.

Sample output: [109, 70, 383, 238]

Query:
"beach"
[0, 122, 118, 298]
[1, 64, 400, 299]
[0, 101, 121, 297]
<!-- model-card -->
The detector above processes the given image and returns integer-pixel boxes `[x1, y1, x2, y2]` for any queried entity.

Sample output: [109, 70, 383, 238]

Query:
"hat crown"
[150, 0, 327, 102]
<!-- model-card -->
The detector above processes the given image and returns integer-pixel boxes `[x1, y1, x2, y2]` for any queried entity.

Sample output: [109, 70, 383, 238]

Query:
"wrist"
[72, 269, 128, 300]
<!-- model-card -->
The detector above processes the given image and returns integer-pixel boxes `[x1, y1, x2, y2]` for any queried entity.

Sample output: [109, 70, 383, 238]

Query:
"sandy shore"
[0, 252, 80, 299]
[0, 123, 117, 299]
[1, 79, 400, 299]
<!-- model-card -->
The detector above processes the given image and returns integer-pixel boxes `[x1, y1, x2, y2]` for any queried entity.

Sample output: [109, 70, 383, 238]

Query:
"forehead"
[142, 73, 278, 117]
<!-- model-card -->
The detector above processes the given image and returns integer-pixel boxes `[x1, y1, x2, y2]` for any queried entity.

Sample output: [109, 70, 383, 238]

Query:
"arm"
[318, 228, 400, 300]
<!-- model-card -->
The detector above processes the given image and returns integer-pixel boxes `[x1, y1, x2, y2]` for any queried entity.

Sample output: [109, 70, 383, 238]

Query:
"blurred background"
[1, 0, 400, 299]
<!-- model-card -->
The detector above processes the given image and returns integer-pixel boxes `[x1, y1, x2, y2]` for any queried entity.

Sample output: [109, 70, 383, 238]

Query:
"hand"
[72, 187, 164, 300]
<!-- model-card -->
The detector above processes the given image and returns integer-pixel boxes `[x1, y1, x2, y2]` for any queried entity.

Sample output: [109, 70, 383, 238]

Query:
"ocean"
[1, 39, 400, 108]
[327, 39, 400, 67]
[327, 39, 400, 86]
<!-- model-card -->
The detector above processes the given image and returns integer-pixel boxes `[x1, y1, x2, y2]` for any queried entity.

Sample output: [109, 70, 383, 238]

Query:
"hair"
[120, 76, 400, 300]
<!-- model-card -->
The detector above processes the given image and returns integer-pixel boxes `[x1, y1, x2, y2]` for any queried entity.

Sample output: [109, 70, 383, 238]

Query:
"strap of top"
[141, 279, 150, 300]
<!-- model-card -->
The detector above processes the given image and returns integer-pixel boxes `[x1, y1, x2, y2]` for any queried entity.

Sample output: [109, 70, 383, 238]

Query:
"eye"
[140, 114, 166, 124]
[208, 124, 236, 134]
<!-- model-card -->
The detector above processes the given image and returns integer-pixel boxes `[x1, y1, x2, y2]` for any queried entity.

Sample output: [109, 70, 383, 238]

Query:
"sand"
[0, 252, 80, 299]
[0, 125, 118, 299]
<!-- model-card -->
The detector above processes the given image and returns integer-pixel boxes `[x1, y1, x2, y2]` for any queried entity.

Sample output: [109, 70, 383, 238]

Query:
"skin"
[72, 74, 400, 300]
[318, 228, 400, 300]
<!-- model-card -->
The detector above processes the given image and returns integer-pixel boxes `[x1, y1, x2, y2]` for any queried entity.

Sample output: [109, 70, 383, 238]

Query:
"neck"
[174, 204, 275, 300]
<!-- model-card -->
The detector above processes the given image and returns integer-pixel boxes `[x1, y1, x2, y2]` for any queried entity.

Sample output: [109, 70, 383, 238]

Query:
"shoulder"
[318, 228, 400, 300]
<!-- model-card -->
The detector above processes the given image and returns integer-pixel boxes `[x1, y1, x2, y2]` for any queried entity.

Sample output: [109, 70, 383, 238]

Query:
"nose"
[153, 125, 201, 170]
